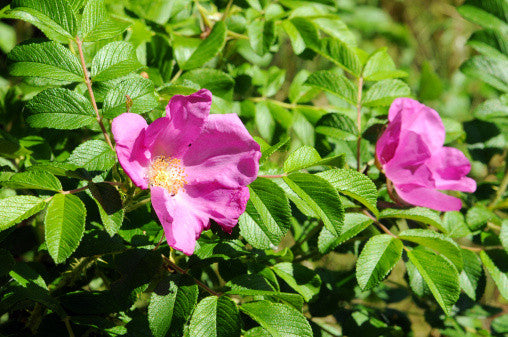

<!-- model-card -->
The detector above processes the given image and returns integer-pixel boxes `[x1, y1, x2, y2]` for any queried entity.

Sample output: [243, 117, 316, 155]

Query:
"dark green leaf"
[0, 248, 15, 276]
[188, 296, 240, 337]
[182, 21, 227, 70]
[459, 249, 482, 300]
[480, 250, 508, 300]
[306, 70, 357, 105]
[315, 113, 358, 142]
[318, 213, 373, 254]
[272, 263, 321, 301]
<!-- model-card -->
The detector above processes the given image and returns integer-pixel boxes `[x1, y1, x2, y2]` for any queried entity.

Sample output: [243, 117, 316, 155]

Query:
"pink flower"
[112, 89, 260, 255]
[376, 98, 476, 212]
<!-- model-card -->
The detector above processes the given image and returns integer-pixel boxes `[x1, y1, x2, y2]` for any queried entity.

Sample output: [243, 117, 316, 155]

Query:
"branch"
[75, 36, 114, 151]
[362, 210, 398, 238]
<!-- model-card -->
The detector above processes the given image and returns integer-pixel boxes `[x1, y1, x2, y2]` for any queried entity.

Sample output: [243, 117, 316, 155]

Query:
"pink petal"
[183, 114, 261, 189]
[184, 182, 250, 233]
[394, 184, 463, 212]
[389, 98, 445, 153]
[429, 147, 477, 192]
[145, 89, 212, 158]
[112, 113, 150, 189]
[151, 186, 209, 255]
[376, 111, 402, 165]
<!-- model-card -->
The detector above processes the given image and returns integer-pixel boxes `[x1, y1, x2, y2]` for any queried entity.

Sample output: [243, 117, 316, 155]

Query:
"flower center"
[147, 156, 187, 195]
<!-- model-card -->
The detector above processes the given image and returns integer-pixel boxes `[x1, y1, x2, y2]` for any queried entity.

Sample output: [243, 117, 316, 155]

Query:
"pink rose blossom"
[376, 98, 476, 211]
[112, 89, 260, 255]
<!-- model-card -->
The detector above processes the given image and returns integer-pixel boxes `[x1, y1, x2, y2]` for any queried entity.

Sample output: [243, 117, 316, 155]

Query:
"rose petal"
[145, 89, 212, 158]
[394, 184, 463, 212]
[151, 186, 209, 255]
[389, 98, 445, 153]
[183, 113, 261, 189]
[184, 182, 250, 233]
[376, 111, 402, 165]
[429, 147, 476, 192]
[112, 113, 150, 189]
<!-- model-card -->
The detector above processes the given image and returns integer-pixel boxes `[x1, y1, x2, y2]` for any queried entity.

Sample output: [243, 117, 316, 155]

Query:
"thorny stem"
[161, 255, 221, 297]
[362, 210, 398, 238]
[222, 0, 233, 21]
[356, 77, 364, 172]
[75, 36, 114, 151]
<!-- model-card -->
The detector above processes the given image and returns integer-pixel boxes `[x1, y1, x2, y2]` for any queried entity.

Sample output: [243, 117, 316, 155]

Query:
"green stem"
[356, 77, 364, 171]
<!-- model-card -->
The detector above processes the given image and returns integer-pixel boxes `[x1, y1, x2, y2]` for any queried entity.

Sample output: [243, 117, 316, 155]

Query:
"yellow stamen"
[147, 156, 187, 195]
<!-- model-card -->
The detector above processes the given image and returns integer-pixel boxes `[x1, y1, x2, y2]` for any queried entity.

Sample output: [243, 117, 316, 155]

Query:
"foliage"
[0, 0, 506, 336]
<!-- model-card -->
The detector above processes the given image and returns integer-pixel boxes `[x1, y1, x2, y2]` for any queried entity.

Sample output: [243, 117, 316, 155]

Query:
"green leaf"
[317, 168, 378, 217]
[272, 263, 321, 302]
[8, 41, 83, 82]
[80, 0, 130, 42]
[459, 249, 483, 300]
[89, 182, 124, 236]
[315, 113, 358, 142]
[103, 77, 158, 118]
[67, 140, 116, 172]
[399, 229, 463, 271]
[9, 263, 65, 316]
[306, 70, 357, 105]
[182, 21, 227, 70]
[188, 296, 240, 337]
[239, 178, 291, 249]
[288, 70, 320, 103]
[442, 211, 471, 238]
[466, 205, 497, 230]
[45, 194, 86, 263]
[283, 173, 344, 236]
[419, 61, 444, 100]
[283, 146, 344, 173]
[225, 289, 303, 311]
[240, 300, 312, 337]
[362, 79, 410, 107]
[26, 88, 96, 129]
[356, 234, 403, 290]
[316, 38, 362, 76]
[282, 20, 306, 55]
[259, 135, 290, 163]
[247, 20, 275, 55]
[91, 42, 143, 82]
[0, 196, 45, 231]
[457, 4, 508, 33]
[460, 55, 508, 91]
[501, 220, 508, 253]
[2, 171, 62, 191]
[7, 0, 77, 42]
[362, 49, 407, 81]
[407, 247, 460, 315]
[318, 213, 373, 254]
[180, 69, 234, 99]
[255, 102, 275, 142]
[480, 250, 508, 300]
[289, 17, 320, 52]
[379, 207, 445, 232]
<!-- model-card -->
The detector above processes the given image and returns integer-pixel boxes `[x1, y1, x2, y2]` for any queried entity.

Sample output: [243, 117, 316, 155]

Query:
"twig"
[356, 77, 364, 171]
[362, 210, 398, 238]
[63, 317, 76, 337]
[161, 255, 221, 296]
[222, 0, 233, 21]
[258, 173, 287, 179]
[170, 68, 183, 84]
[489, 166, 508, 209]
[75, 36, 114, 151]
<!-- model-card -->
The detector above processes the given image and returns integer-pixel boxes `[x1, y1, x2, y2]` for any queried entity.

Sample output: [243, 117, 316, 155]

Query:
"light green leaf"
[459, 249, 482, 300]
[442, 211, 471, 238]
[480, 250, 508, 300]
[283, 173, 344, 236]
[399, 229, 463, 271]
[240, 300, 312, 337]
[0, 196, 45, 231]
[2, 171, 62, 191]
[306, 70, 357, 105]
[288, 70, 320, 103]
[149, 277, 178, 337]
[501, 220, 508, 253]
[103, 77, 157, 118]
[91, 42, 143, 82]
[180, 69, 234, 99]
[317, 168, 378, 217]
[67, 140, 116, 172]
[283, 146, 344, 173]
[7, 0, 77, 42]
[466, 205, 498, 230]
[356, 234, 403, 290]
[8, 41, 83, 82]
[315, 113, 358, 142]
[26, 88, 96, 129]
[289, 17, 320, 51]
[318, 213, 373, 254]
[362, 79, 410, 107]
[81, 0, 130, 42]
[460, 55, 508, 92]
[182, 21, 227, 70]
[247, 20, 275, 56]
[407, 247, 460, 315]
[260, 135, 290, 163]
[282, 20, 306, 55]
[272, 263, 321, 302]
[316, 38, 362, 76]
[188, 296, 240, 337]
[379, 207, 445, 232]
[255, 102, 275, 143]
[362, 49, 407, 81]
[419, 61, 444, 100]
[45, 194, 86, 263]
[239, 178, 291, 250]
[457, 4, 508, 34]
